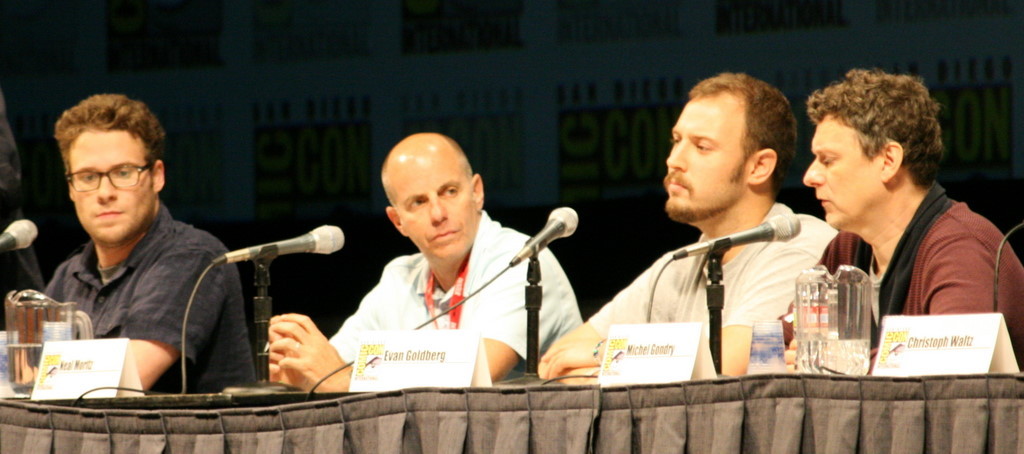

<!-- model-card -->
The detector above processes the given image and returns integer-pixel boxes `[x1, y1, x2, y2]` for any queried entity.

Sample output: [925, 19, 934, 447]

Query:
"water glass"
[747, 320, 787, 374]
[0, 330, 12, 398]
[42, 321, 73, 342]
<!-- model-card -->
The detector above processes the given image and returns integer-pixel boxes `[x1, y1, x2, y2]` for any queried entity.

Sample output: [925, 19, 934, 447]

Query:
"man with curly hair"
[46, 94, 255, 393]
[799, 68, 1024, 366]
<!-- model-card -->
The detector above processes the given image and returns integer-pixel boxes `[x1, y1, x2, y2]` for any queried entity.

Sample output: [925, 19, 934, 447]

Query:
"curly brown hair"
[689, 73, 796, 196]
[806, 69, 943, 187]
[54, 94, 165, 170]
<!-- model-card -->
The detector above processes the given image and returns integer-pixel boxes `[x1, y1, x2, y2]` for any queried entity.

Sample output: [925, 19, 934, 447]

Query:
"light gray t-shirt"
[588, 203, 837, 336]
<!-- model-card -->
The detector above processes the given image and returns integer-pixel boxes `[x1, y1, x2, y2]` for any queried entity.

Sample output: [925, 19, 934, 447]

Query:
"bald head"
[380, 133, 485, 281]
[382, 133, 473, 205]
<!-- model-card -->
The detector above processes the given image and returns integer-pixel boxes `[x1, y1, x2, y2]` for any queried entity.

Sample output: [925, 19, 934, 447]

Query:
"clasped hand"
[268, 313, 350, 392]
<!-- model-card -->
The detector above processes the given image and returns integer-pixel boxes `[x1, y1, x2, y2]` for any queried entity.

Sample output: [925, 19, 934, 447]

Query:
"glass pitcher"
[794, 265, 832, 373]
[794, 265, 872, 375]
[4, 290, 93, 397]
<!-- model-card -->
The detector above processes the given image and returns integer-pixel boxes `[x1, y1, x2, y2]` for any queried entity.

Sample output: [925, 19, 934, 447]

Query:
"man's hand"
[539, 323, 603, 382]
[268, 313, 350, 392]
[785, 339, 797, 372]
[539, 339, 600, 381]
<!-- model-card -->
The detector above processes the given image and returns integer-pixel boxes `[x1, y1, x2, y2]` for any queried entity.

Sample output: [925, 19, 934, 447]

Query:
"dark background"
[2, 1, 1022, 338]
[28, 179, 1024, 335]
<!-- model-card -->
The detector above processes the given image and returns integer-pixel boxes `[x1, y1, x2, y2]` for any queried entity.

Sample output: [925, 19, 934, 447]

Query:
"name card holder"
[349, 330, 490, 392]
[31, 338, 142, 400]
[598, 322, 715, 386]
[872, 313, 1018, 376]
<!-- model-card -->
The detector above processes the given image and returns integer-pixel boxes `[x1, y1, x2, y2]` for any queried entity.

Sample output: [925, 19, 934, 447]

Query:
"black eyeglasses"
[66, 164, 153, 192]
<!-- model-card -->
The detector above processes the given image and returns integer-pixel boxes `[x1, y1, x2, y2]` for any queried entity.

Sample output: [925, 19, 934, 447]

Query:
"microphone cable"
[645, 246, 710, 323]
[72, 386, 169, 407]
[993, 220, 1024, 312]
[305, 264, 514, 400]
[645, 256, 677, 323]
[541, 371, 600, 385]
[413, 265, 511, 330]
[304, 359, 355, 401]
[179, 261, 218, 394]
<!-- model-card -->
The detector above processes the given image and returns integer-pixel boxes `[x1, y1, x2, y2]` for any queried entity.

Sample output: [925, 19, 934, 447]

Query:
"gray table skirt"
[2, 374, 1023, 453]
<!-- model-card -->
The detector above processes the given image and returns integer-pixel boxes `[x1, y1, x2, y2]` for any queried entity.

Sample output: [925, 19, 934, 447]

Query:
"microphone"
[509, 207, 579, 266]
[0, 219, 38, 253]
[671, 214, 800, 260]
[212, 225, 344, 265]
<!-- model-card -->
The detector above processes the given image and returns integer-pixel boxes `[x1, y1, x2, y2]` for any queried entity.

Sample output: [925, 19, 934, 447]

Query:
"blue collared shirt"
[46, 205, 255, 393]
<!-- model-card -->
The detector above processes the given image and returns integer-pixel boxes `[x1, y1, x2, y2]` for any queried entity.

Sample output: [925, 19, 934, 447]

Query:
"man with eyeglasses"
[45, 94, 255, 393]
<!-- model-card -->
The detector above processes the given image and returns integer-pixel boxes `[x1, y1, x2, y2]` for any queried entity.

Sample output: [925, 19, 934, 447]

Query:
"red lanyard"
[425, 256, 470, 330]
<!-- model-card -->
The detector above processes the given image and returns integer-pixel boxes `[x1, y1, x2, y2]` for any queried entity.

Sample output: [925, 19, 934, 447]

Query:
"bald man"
[269, 133, 582, 391]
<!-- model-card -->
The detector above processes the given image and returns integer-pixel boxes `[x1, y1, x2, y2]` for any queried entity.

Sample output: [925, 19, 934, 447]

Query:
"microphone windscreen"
[6, 219, 38, 249]
[311, 225, 345, 254]
[767, 214, 800, 241]
[551, 207, 579, 238]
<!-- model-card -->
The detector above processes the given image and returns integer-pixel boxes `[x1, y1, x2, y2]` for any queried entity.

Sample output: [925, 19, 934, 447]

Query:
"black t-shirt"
[46, 205, 255, 393]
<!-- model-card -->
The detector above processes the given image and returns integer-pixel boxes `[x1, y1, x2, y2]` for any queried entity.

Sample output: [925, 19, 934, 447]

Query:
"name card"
[349, 330, 490, 392]
[31, 338, 142, 400]
[872, 313, 1018, 376]
[598, 322, 715, 386]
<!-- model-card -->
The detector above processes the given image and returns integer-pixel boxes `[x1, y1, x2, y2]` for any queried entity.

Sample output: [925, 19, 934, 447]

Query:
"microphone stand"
[498, 256, 545, 386]
[705, 251, 724, 375]
[253, 257, 273, 382]
[223, 255, 301, 395]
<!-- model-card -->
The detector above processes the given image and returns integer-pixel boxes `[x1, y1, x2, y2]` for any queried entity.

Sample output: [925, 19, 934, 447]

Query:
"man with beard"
[539, 73, 836, 378]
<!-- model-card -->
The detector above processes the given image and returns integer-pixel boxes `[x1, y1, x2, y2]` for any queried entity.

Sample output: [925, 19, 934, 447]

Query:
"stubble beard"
[663, 164, 745, 226]
[665, 197, 732, 225]
[87, 188, 160, 251]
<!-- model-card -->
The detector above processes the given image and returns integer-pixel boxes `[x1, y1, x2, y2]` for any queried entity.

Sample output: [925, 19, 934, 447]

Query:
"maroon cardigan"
[785, 202, 1024, 368]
